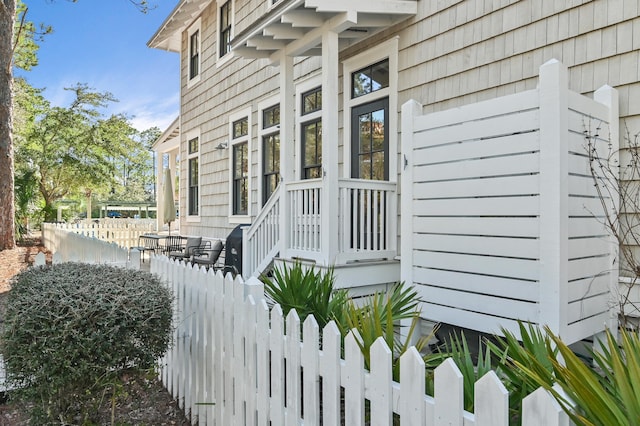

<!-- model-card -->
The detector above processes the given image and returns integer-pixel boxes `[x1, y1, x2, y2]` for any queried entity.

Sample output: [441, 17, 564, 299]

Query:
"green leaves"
[262, 262, 347, 330]
[13, 80, 155, 221]
[489, 324, 640, 426]
[2, 263, 173, 423]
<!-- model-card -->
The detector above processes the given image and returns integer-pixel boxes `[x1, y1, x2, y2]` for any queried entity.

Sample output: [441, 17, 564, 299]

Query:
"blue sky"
[17, 0, 180, 132]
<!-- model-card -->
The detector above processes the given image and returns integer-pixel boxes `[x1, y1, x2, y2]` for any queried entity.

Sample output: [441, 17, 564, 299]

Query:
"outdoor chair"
[169, 237, 208, 262]
[163, 235, 186, 255]
[190, 240, 224, 271]
[133, 234, 161, 263]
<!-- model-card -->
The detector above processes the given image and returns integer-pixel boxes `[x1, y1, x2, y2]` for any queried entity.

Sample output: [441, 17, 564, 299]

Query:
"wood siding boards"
[170, 0, 639, 249]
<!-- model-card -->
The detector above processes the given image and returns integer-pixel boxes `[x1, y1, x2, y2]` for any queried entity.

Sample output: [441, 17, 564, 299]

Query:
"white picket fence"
[41, 224, 141, 267]
[151, 256, 572, 426]
[43, 219, 156, 249]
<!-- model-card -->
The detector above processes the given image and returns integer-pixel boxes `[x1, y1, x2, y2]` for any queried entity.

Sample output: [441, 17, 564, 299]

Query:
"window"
[219, 1, 232, 58]
[351, 98, 389, 180]
[343, 39, 398, 181]
[187, 20, 201, 85]
[189, 31, 199, 79]
[351, 59, 389, 99]
[233, 141, 248, 215]
[187, 135, 199, 216]
[261, 104, 280, 204]
[301, 88, 322, 179]
[229, 112, 250, 218]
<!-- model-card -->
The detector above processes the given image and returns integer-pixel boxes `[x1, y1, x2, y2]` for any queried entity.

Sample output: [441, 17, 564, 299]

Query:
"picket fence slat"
[40, 230, 580, 425]
[370, 338, 393, 426]
[234, 279, 246, 425]
[270, 305, 285, 425]
[302, 316, 320, 424]
[435, 358, 464, 426]
[475, 371, 509, 426]
[344, 332, 365, 425]
[399, 347, 425, 425]
[321, 323, 342, 426]
[286, 310, 301, 426]
[255, 297, 270, 426]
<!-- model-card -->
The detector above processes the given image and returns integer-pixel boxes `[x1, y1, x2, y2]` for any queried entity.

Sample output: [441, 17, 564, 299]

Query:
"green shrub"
[262, 262, 348, 329]
[1, 262, 173, 424]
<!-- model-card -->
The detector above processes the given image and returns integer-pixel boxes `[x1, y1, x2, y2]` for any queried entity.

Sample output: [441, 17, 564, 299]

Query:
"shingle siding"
[172, 0, 640, 239]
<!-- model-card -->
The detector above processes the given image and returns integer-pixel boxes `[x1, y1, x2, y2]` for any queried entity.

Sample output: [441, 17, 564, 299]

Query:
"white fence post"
[594, 84, 620, 333]
[538, 58, 570, 336]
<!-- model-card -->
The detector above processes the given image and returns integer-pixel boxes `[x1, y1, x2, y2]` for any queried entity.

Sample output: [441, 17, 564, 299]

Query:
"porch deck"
[243, 177, 398, 282]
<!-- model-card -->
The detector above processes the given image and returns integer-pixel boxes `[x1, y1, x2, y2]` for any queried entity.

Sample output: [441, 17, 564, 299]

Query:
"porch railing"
[287, 179, 322, 255]
[243, 185, 282, 277]
[243, 178, 397, 277]
[338, 178, 397, 262]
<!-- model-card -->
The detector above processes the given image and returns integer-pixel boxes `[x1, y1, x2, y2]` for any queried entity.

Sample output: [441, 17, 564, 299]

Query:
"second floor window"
[219, 1, 232, 58]
[189, 30, 199, 79]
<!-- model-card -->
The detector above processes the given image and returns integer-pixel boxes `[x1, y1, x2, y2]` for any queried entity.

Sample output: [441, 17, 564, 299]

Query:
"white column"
[538, 59, 569, 336]
[168, 152, 178, 231]
[279, 52, 294, 257]
[321, 31, 340, 265]
[279, 52, 294, 183]
[156, 151, 165, 231]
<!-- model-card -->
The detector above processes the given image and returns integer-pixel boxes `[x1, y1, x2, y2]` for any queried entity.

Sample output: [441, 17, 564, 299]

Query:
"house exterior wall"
[168, 0, 639, 248]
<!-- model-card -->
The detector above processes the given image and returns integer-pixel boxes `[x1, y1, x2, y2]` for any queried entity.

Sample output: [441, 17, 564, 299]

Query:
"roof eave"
[147, 0, 214, 52]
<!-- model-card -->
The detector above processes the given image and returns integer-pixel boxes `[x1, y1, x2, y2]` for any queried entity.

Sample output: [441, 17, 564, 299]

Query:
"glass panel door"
[351, 97, 389, 180]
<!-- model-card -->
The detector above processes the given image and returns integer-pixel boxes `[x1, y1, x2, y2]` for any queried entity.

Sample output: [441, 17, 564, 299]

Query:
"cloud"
[115, 91, 180, 132]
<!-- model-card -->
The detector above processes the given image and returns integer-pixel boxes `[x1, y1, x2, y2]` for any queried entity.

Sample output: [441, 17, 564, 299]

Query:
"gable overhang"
[152, 116, 180, 153]
[231, 0, 417, 64]
[148, 0, 214, 52]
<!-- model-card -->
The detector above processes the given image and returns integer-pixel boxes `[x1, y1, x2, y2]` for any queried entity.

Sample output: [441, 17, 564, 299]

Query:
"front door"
[351, 97, 389, 180]
[350, 97, 389, 250]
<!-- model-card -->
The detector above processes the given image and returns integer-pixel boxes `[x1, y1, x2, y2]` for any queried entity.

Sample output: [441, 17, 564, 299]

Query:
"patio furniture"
[190, 240, 224, 270]
[162, 235, 186, 255]
[169, 237, 210, 262]
[133, 234, 163, 263]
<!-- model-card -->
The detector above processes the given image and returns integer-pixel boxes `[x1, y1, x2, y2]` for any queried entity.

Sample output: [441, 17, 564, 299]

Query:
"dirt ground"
[0, 238, 191, 426]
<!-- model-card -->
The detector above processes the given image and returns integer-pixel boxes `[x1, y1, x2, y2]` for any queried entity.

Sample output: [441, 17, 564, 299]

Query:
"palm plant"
[487, 322, 557, 421]
[511, 326, 640, 426]
[261, 261, 348, 329]
[339, 282, 432, 381]
[440, 332, 494, 411]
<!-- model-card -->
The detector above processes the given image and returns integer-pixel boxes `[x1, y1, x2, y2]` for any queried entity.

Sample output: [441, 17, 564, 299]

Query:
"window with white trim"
[219, 1, 232, 58]
[229, 111, 251, 217]
[186, 134, 200, 216]
[261, 104, 280, 205]
[301, 87, 322, 179]
[187, 19, 201, 86]
[343, 38, 398, 181]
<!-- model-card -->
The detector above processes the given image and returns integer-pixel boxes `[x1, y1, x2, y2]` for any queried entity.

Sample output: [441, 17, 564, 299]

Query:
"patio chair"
[169, 237, 208, 262]
[163, 235, 186, 255]
[133, 234, 161, 263]
[190, 240, 224, 271]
